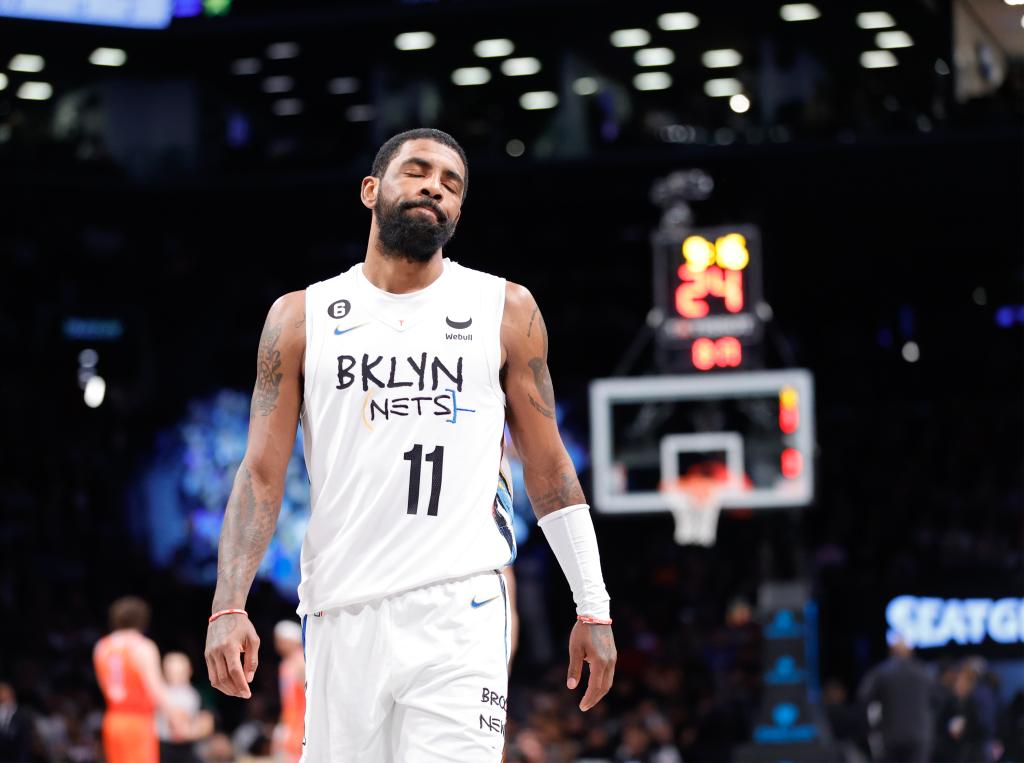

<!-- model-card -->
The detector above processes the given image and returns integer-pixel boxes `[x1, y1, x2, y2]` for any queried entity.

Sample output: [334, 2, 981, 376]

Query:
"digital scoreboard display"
[654, 224, 764, 372]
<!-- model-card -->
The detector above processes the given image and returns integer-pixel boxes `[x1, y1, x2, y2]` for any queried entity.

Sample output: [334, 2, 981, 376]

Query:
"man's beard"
[374, 192, 457, 262]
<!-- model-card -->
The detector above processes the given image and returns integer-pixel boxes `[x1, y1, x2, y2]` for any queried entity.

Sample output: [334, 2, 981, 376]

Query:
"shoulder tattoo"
[252, 323, 283, 417]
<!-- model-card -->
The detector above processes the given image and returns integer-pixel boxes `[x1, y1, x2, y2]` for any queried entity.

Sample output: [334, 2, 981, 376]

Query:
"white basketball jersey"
[296, 257, 516, 615]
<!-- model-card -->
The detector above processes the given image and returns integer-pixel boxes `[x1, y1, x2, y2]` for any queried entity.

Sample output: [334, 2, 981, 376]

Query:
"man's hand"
[205, 614, 260, 699]
[165, 707, 192, 742]
[566, 621, 616, 711]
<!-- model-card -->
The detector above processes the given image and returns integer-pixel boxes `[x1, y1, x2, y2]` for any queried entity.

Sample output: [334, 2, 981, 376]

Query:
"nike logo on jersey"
[471, 595, 500, 609]
[335, 322, 369, 336]
[446, 316, 472, 329]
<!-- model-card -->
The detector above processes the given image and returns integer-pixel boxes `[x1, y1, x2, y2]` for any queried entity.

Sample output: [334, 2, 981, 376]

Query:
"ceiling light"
[501, 57, 541, 76]
[520, 91, 558, 110]
[573, 76, 599, 95]
[474, 39, 514, 58]
[9, 54, 44, 72]
[266, 42, 300, 59]
[702, 49, 742, 68]
[346, 104, 376, 122]
[1006, 0, 1024, 5]
[635, 48, 675, 67]
[327, 77, 359, 94]
[856, 12, 895, 29]
[860, 50, 898, 68]
[610, 28, 651, 48]
[262, 76, 294, 93]
[452, 67, 491, 86]
[634, 72, 672, 91]
[704, 77, 742, 97]
[89, 48, 126, 67]
[231, 58, 261, 75]
[506, 139, 525, 157]
[658, 12, 699, 30]
[0, 73, 6, 91]
[779, 4, 820, 21]
[729, 94, 751, 112]
[876, 30, 914, 48]
[394, 32, 436, 51]
[84, 376, 106, 408]
[272, 98, 303, 116]
[16, 81, 52, 100]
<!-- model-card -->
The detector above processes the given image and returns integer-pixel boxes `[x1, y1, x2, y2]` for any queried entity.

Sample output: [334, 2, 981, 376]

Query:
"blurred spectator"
[934, 662, 986, 763]
[64, 711, 99, 762]
[645, 708, 683, 763]
[966, 657, 1003, 763]
[0, 681, 33, 761]
[615, 719, 652, 761]
[93, 596, 189, 763]
[508, 727, 547, 763]
[34, 694, 70, 762]
[199, 731, 238, 762]
[158, 651, 212, 763]
[857, 635, 935, 763]
[823, 678, 870, 763]
[231, 693, 274, 759]
[271, 621, 305, 763]
[1002, 691, 1024, 762]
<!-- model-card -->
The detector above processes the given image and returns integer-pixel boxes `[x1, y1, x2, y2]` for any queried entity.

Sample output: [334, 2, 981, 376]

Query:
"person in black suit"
[0, 682, 33, 762]
[857, 637, 935, 763]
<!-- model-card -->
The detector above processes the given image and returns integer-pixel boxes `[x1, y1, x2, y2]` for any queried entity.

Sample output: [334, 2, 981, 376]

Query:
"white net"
[662, 480, 723, 547]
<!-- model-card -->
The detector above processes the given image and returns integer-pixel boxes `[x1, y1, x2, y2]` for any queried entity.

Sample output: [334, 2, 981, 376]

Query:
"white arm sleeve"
[537, 503, 611, 620]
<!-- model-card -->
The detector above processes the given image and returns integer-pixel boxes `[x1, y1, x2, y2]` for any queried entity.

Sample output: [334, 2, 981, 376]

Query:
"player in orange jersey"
[93, 596, 189, 763]
[271, 620, 305, 763]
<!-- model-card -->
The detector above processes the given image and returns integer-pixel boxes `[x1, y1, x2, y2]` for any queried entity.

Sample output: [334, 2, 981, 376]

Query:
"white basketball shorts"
[299, 569, 511, 762]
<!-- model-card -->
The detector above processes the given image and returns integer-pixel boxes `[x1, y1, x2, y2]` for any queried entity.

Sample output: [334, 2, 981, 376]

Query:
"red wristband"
[577, 615, 612, 625]
[209, 608, 247, 623]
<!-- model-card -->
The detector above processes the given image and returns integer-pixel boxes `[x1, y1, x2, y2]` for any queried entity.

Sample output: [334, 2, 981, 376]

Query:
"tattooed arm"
[205, 290, 305, 699]
[500, 282, 585, 518]
[500, 282, 616, 712]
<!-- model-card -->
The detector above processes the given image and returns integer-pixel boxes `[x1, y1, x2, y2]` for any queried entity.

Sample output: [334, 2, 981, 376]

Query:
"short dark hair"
[371, 128, 468, 197]
[109, 596, 151, 631]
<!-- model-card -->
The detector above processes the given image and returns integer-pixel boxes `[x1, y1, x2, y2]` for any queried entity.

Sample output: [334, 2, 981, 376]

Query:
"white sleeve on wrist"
[537, 503, 611, 620]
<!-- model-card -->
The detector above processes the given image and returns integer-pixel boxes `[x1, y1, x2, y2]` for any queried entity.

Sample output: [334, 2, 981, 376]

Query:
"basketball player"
[272, 620, 306, 763]
[205, 128, 616, 760]
[94, 596, 189, 763]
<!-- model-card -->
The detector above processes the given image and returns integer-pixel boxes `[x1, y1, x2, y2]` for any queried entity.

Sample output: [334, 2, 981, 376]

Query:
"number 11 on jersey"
[403, 444, 444, 516]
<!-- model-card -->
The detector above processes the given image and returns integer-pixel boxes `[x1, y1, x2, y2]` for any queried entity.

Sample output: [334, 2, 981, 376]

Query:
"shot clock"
[653, 224, 765, 372]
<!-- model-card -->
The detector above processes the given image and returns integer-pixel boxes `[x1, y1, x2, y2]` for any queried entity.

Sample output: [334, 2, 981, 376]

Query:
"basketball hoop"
[661, 475, 724, 546]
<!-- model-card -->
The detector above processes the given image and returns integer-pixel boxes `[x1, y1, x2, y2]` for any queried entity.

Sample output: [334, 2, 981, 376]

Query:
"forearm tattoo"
[252, 323, 283, 417]
[530, 467, 587, 514]
[213, 465, 280, 609]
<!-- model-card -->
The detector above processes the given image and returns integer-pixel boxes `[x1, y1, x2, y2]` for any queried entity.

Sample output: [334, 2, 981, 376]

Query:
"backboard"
[588, 370, 815, 514]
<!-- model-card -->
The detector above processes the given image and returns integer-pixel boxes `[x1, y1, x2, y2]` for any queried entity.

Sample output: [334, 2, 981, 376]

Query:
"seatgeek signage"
[886, 596, 1024, 650]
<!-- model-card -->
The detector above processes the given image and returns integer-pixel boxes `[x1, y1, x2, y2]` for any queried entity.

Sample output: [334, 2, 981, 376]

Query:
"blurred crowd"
[2, 538, 1022, 763]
